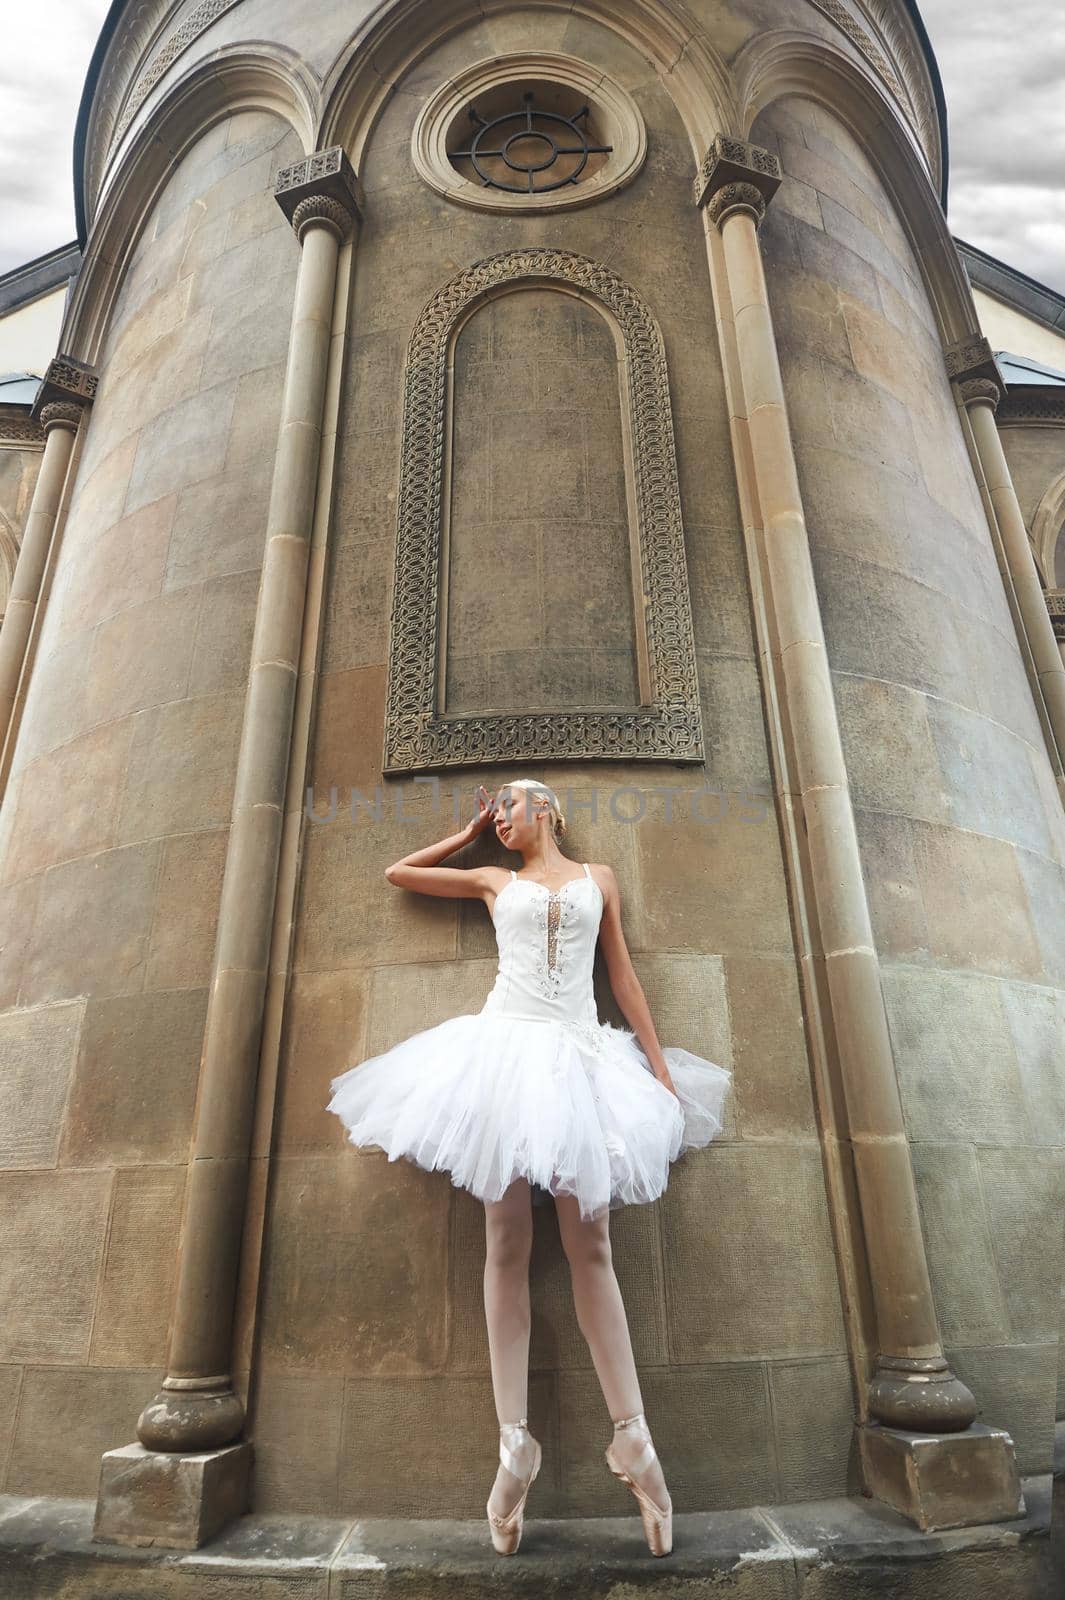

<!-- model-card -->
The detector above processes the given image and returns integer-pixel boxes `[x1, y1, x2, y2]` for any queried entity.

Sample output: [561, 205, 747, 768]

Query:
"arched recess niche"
[382, 248, 704, 774]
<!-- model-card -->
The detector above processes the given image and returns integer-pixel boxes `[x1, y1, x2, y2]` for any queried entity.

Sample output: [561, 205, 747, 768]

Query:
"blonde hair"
[496, 778, 567, 841]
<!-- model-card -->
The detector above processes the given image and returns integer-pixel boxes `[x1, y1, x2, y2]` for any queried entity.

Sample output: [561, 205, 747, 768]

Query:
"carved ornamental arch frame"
[382, 247, 704, 774]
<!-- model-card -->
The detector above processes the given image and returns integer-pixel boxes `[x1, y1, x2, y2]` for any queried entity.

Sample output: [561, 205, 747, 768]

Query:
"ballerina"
[326, 777, 732, 1556]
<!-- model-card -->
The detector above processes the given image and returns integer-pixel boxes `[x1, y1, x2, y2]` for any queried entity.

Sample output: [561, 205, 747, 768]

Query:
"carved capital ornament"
[958, 378, 1002, 411]
[30, 355, 98, 423]
[694, 135, 781, 225]
[275, 147, 363, 244]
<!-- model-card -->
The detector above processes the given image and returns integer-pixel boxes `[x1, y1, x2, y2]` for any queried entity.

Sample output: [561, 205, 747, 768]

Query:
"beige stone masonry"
[0, 358, 96, 779]
[696, 135, 1023, 1531]
[93, 149, 362, 1551]
[948, 338, 1065, 792]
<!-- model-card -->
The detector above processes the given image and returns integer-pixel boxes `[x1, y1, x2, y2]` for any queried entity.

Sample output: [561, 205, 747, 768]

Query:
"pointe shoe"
[486, 1419, 541, 1555]
[605, 1412, 673, 1557]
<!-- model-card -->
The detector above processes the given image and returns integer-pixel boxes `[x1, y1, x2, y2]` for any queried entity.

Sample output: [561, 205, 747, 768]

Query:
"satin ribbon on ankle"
[612, 1412, 658, 1478]
[499, 1419, 532, 1479]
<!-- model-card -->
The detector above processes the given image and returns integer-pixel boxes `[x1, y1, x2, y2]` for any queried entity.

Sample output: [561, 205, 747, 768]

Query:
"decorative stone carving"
[383, 249, 704, 774]
[999, 393, 1065, 425]
[411, 53, 647, 215]
[39, 401, 86, 434]
[1046, 589, 1065, 642]
[693, 135, 781, 216]
[275, 148, 363, 241]
[958, 378, 1002, 411]
[943, 335, 1002, 389]
[30, 355, 98, 421]
[113, 0, 242, 147]
[706, 182, 768, 229]
[0, 412, 45, 446]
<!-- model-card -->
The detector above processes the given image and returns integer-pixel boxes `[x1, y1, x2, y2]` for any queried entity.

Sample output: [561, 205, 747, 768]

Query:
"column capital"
[30, 355, 97, 422]
[944, 334, 1003, 391]
[1046, 588, 1065, 642]
[693, 134, 781, 223]
[275, 147, 363, 245]
[39, 400, 85, 434]
[959, 376, 1002, 411]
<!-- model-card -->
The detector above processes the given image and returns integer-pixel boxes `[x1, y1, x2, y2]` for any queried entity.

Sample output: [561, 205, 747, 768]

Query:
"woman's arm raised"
[383, 787, 499, 901]
[593, 864, 679, 1098]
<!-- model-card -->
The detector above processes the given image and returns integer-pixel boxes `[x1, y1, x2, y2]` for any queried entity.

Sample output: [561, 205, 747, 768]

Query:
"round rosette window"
[412, 54, 647, 213]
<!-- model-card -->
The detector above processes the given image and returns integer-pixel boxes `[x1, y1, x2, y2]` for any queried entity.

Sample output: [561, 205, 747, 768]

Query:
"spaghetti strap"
[510, 869, 517, 881]
[581, 861, 591, 877]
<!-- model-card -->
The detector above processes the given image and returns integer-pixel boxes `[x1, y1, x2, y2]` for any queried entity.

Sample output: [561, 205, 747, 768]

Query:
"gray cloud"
[920, 0, 1065, 290]
[0, 4, 110, 274]
[0, 3, 1062, 296]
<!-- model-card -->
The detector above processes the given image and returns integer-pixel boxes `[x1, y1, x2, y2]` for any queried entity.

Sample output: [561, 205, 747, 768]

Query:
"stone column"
[94, 149, 363, 1551]
[696, 136, 1022, 1530]
[948, 344, 1065, 776]
[0, 357, 96, 768]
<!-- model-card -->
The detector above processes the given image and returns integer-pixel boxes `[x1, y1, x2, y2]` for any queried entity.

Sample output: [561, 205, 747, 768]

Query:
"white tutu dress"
[326, 862, 732, 1219]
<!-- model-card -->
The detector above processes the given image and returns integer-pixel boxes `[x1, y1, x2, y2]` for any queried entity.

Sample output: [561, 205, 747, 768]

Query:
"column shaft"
[0, 408, 79, 756]
[966, 393, 1065, 760]
[703, 160, 976, 1432]
[137, 197, 352, 1454]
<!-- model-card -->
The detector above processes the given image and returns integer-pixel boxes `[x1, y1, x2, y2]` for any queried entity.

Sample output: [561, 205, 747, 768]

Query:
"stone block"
[11, 629, 93, 770]
[859, 1421, 1025, 1532]
[977, 1147, 1064, 1343]
[116, 692, 244, 842]
[697, 654, 773, 791]
[274, 969, 371, 1154]
[64, 433, 139, 556]
[910, 1144, 1010, 1347]
[58, 988, 207, 1165]
[164, 464, 271, 589]
[246, 1372, 343, 1515]
[257, 1154, 448, 1373]
[89, 1166, 185, 1365]
[724, 955, 817, 1138]
[7, 1368, 163, 1500]
[908, 820, 1042, 980]
[853, 809, 931, 962]
[633, 805, 794, 956]
[144, 831, 227, 991]
[768, 1356, 857, 1500]
[225, 362, 286, 469]
[926, 697, 1054, 856]
[93, 1440, 252, 1550]
[831, 674, 951, 826]
[3, 718, 135, 881]
[662, 1144, 847, 1360]
[365, 958, 497, 1056]
[881, 966, 1031, 1145]
[0, 1171, 111, 1363]
[944, 1343, 1057, 1474]
[21, 840, 162, 1006]
[0, 868, 39, 1008]
[337, 1371, 557, 1519]
[320, 535, 392, 673]
[560, 1361, 775, 1513]
[0, 1002, 83, 1167]
[1000, 979, 1065, 1144]
[125, 379, 238, 513]
[83, 588, 203, 727]
[59, 494, 176, 636]
[187, 569, 259, 696]
[685, 522, 756, 659]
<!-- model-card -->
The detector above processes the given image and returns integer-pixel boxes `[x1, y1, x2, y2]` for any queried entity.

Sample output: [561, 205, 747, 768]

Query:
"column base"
[859, 1420, 1025, 1532]
[92, 1440, 252, 1549]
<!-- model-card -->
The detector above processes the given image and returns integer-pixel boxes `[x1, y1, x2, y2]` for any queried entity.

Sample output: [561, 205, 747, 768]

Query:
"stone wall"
[998, 420, 1065, 586]
[754, 94, 1065, 1472]
[254, 7, 857, 1520]
[0, 109, 301, 1498]
[0, 444, 42, 615]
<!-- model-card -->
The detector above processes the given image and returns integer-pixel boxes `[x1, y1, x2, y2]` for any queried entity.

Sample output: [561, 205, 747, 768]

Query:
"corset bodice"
[479, 862, 603, 1030]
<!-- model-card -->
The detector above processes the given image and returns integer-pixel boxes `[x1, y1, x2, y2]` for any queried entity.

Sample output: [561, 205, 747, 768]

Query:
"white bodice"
[480, 862, 603, 1032]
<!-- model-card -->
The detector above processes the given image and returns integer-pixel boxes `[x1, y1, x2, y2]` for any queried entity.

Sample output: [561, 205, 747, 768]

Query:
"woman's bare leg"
[483, 1178, 538, 1518]
[554, 1194, 670, 1511]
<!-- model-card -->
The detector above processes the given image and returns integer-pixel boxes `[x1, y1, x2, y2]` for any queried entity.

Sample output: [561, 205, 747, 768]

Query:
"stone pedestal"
[860, 1422, 1026, 1532]
[92, 1441, 252, 1549]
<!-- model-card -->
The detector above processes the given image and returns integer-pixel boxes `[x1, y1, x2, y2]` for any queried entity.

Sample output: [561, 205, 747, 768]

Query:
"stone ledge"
[0, 1477, 1057, 1598]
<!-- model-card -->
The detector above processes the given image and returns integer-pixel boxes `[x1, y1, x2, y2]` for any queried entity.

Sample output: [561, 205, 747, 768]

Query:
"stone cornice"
[0, 409, 45, 447]
[944, 335, 1003, 391]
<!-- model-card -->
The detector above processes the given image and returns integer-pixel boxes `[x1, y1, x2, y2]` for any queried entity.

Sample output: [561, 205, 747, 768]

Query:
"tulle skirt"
[325, 1010, 732, 1220]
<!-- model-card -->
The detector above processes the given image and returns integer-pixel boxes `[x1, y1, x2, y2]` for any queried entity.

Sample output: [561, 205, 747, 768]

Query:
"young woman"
[326, 778, 731, 1557]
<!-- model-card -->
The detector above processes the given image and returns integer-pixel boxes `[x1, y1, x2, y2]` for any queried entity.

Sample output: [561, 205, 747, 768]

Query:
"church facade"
[0, 0, 1062, 1560]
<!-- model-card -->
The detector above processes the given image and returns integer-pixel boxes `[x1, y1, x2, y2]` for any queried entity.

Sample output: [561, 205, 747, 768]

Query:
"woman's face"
[494, 786, 546, 851]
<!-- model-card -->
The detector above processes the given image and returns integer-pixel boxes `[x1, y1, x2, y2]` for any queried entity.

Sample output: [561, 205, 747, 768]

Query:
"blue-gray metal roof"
[996, 352, 1065, 389]
[0, 373, 43, 408]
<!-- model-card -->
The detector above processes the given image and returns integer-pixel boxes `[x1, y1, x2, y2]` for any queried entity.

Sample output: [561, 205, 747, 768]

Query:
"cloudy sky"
[0, 1, 1062, 290]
